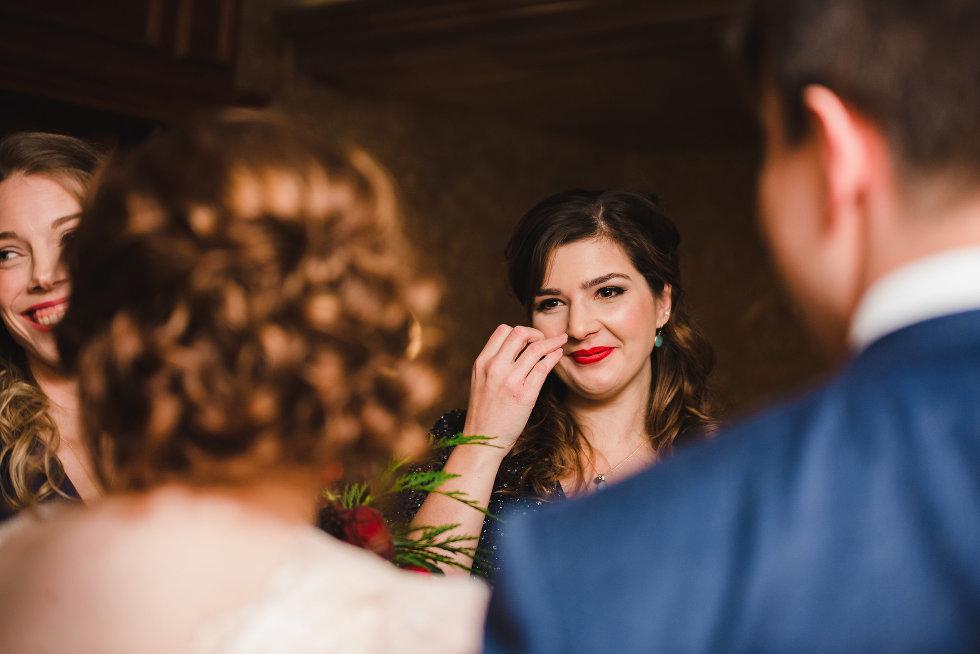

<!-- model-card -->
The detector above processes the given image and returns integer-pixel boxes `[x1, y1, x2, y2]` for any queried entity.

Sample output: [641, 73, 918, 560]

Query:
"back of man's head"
[731, 0, 980, 190]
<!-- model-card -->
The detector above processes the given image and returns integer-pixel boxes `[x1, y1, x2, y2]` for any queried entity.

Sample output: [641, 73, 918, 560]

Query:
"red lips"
[569, 346, 614, 364]
[22, 297, 69, 332]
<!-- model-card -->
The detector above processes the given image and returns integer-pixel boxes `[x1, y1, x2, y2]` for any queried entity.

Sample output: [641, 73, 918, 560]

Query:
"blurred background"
[0, 0, 828, 426]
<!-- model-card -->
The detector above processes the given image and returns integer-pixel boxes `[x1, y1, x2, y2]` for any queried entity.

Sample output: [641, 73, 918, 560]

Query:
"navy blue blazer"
[485, 309, 980, 653]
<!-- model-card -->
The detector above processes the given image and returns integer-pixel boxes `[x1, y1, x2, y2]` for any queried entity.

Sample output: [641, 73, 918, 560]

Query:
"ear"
[658, 284, 672, 327]
[800, 85, 885, 350]
[801, 85, 874, 220]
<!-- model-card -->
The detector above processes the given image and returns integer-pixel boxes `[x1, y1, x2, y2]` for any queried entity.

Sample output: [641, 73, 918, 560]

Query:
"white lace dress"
[189, 526, 488, 654]
[0, 496, 488, 654]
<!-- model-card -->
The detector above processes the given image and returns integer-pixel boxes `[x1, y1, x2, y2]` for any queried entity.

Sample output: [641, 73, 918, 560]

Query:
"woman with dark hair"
[0, 132, 104, 519]
[0, 113, 486, 653]
[409, 189, 714, 577]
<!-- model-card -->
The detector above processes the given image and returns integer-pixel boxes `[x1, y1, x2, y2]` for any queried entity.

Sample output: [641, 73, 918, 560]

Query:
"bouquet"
[318, 432, 496, 574]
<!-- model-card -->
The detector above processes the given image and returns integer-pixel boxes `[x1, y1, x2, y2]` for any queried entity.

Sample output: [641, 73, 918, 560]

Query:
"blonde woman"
[0, 132, 103, 519]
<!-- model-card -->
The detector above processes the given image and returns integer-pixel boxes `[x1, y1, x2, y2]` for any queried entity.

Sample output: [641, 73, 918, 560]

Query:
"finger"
[523, 347, 564, 393]
[474, 324, 515, 368]
[512, 333, 567, 378]
[495, 325, 546, 363]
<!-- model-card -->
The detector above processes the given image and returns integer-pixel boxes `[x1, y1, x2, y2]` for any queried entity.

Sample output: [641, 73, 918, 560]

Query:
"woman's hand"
[410, 325, 566, 572]
[462, 324, 567, 453]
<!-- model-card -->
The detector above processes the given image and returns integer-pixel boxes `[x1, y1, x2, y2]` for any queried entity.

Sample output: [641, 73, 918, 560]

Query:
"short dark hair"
[731, 0, 980, 182]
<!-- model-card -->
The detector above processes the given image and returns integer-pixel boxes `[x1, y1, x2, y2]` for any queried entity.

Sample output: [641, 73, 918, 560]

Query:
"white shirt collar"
[848, 245, 980, 352]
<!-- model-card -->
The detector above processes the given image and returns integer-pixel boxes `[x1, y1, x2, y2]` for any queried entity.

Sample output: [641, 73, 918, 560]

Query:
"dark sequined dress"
[397, 409, 565, 581]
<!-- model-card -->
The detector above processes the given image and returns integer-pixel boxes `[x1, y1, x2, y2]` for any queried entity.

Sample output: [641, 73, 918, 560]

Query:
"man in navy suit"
[484, 0, 980, 651]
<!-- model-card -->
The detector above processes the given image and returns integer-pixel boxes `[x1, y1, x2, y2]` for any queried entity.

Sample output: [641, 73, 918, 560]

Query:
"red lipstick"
[569, 346, 614, 364]
[22, 297, 69, 332]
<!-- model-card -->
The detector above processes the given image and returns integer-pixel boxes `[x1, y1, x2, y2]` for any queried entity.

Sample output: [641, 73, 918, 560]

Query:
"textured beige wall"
[238, 2, 829, 428]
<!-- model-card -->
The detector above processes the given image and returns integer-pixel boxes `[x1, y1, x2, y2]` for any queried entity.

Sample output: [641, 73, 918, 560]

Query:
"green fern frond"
[429, 432, 500, 450]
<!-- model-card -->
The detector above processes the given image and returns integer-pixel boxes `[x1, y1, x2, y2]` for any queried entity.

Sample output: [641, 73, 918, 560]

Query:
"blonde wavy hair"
[56, 112, 438, 491]
[0, 132, 102, 511]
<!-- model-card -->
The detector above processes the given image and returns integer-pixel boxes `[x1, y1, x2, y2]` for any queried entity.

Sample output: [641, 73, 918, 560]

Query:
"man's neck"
[848, 188, 980, 350]
[864, 185, 980, 291]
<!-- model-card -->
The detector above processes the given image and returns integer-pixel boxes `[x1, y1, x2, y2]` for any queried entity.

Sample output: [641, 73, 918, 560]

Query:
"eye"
[534, 297, 563, 312]
[0, 248, 22, 264]
[60, 230, 77, 247]
[596, 286, 625, 299]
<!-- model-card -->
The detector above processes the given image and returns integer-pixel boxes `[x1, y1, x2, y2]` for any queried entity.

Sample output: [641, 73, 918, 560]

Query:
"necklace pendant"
[594, 474, 607, 490]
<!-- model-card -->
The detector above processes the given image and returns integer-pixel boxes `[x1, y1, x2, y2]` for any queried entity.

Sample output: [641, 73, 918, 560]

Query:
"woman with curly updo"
[409, 189, 715, 577]
[0, 113, 486, 653]
[0, 132, 104, 519]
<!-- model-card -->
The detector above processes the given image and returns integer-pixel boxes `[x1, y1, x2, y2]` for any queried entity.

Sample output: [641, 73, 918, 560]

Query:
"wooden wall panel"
[0, 0, 263, 123]
[275, 0, 749, 152]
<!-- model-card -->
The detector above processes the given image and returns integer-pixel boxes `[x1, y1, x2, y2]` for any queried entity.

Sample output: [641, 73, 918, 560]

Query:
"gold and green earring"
[655, 310, 669, 348]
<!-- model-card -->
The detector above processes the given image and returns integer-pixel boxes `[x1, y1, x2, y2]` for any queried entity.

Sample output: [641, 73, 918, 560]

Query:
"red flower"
[343, 505, 395, 559]
[318, 501, 395, 560]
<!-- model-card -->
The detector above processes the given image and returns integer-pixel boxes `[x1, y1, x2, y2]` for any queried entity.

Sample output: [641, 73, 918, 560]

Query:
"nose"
[566, 301, 600, 341]
[29, 251, 68, 292]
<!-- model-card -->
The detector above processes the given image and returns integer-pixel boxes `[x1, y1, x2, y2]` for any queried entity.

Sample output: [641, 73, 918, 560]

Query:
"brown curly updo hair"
[56, 112, 438, 491]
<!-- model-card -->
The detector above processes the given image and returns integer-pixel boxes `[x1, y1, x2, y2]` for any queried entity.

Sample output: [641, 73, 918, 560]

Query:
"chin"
[564, 381, 620, 403]
[21, 342, 63, 372]
[559, 369, 629, 401]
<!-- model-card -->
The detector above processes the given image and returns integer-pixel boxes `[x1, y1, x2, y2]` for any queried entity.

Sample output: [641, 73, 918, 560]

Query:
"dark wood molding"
[0, 0, 265, 124]
[276, 0, 751, 151]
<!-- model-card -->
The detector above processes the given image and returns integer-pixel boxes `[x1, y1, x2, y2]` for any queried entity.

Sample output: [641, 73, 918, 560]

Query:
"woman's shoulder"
[0, 498, 488, 654]
[0, 500, 76, 553]
[299, 526, 489, 602]
[192, 527, 488, 653]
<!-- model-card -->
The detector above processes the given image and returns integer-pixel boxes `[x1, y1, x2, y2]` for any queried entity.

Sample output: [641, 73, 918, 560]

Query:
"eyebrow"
[0, 213, 81, 241]
[53, 213, 81, 228]
[536, 272, 632, 297]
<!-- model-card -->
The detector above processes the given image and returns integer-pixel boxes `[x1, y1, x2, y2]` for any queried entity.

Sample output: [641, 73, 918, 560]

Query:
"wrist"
[447, 437, 510, 469]
[460, 418, 518, 453]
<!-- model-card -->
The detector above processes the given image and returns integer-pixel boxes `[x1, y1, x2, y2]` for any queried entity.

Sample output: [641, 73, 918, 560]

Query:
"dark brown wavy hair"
[0, 131, 103, 510]
[56, 112, 438, 491]
[505, 189, 714, 495]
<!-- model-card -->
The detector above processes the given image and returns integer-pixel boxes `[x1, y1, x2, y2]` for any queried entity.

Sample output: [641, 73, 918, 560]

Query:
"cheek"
[616, 299, 659, 346]
[0, 272, 23, 315]
[760, 165, 809, 270]
[531, 312, 565, 338]
[758, 161, 785, 240]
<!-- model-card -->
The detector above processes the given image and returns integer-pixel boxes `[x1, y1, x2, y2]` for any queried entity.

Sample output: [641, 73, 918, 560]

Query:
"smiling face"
[0, 173, 79, 372]
[531, 237, 671, 404]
